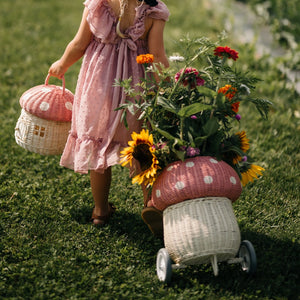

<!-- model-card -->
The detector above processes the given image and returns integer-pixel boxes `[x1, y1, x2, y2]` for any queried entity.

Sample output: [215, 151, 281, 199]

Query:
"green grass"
[0, 0, 299, 299]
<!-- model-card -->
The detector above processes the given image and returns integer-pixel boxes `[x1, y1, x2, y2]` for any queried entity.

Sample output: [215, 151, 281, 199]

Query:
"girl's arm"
[48, 8, 93, 79]
[147, 19, 169, 68]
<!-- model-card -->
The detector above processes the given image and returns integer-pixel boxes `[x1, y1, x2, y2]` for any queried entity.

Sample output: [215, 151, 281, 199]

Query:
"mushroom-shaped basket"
[15, 75, 74, 155]
[152, 156, 242, 211]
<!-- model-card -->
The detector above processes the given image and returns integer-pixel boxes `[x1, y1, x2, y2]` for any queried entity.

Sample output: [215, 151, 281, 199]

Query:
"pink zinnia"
[175, 67, 205, 89]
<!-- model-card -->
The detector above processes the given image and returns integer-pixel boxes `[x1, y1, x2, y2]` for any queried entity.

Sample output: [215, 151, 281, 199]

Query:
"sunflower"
[132, 155, 160, 186]
[120, 129, 153, 166]
[225, 131, 250, 164]
[235, 131, 250, 163]
[236, 131, 250, 152]
[120, 129, 160, 185]
[241, 164, 265, 186]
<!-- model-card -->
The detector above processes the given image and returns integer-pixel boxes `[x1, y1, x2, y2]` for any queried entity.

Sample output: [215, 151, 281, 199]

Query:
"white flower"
[240, 84, 251, 95]
[169, 55, 185, 62]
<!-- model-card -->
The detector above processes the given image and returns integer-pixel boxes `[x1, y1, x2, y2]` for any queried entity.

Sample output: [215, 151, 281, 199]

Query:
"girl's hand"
[48, 60, 68, 79]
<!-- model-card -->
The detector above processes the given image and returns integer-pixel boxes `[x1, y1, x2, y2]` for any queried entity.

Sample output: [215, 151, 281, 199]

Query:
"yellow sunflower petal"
[236, 130, 250, 152]
[241, 164, 265, 186]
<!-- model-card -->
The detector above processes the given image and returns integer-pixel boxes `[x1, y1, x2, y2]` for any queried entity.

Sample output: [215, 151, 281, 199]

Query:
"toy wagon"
[15, 75, 74, 155]
[151, 157, 257, 283]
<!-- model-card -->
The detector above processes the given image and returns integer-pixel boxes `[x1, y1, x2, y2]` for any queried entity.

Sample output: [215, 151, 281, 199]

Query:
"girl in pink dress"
[48, 0, 169, 227]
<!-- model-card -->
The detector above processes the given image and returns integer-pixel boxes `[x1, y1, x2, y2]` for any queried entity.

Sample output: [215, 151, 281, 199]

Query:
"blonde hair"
[116, 0, 128, 38]
[116, 0, 145, 38]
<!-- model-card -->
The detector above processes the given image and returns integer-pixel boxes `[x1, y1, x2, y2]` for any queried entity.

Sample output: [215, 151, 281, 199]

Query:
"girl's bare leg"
[90, 168, 112, 224]
[141, 183, 151, 207]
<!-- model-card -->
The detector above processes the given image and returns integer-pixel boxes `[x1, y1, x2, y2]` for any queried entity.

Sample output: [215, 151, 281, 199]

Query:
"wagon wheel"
[238, 240, 257, 275]
[156, 248, 172, 283]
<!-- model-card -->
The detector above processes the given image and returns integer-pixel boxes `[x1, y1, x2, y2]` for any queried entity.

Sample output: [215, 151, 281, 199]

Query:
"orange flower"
[218, 84, 237, 99]
[218, 84, 240, 113]
[136, 54, 154, 64]
[231, 102, 240, 113]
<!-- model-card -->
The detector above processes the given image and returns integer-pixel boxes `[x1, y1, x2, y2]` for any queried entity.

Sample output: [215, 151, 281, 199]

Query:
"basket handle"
[45, 74, 65, 95]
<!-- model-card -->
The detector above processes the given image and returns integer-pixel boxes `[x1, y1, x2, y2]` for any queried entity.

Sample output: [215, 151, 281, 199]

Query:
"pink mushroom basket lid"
[19, 75, 74, 122]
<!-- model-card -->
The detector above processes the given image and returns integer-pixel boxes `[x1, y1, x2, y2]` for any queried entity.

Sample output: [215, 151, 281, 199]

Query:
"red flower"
[214, 46, 239, 61]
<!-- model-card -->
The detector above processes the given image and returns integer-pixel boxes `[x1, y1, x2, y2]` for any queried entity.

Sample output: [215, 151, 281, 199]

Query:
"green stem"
[215, 57, 226, 95]
[203, 57, 227, 153]
[209, 57, 227, 118]
[180, 104, 184, 141]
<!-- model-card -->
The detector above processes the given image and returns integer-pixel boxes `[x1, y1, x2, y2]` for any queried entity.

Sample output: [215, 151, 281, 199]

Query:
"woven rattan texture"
[152, 156, 242, 210]
[163, 197, 241, 265]
[20, 83, 73, 122]
[15, 109, 71, 155]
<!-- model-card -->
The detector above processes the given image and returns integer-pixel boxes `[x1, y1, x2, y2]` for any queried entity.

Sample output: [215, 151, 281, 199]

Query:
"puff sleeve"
[146, 1, 170, 22]
[83, 0, 115, 39]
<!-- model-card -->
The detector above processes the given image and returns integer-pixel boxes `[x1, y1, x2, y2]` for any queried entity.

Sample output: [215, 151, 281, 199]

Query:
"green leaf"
[187, 131, 194, 145]
[251, 98, 273, 119]
[196, 86, 216, 98]
[203, 117, 219, 136]
[222, 145, 245, 156]
[121, 110, 128, 128]
[178, 103, 212, 117]
[154, 127, 182, 144]
[216, 93, 226, 109]
[173, 149, 185, 161]
[156, 96, 178, 114]
[195, 136, 208, 146]
[127, 104, 136, 115]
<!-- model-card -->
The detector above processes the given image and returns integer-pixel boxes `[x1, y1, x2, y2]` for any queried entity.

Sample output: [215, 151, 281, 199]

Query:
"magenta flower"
[153, 143, 167, 150]
[191, 115, 197, 119]
[174, 67, 205, 89]
[186, 146, 200, 157]
[235, 114, 241, 121]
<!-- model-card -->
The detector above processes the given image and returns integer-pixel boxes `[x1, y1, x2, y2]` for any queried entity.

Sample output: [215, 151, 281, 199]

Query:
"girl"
[48, 0, 169, 228]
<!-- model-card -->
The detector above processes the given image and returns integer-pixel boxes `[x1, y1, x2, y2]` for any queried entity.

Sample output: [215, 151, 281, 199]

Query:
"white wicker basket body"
[15, 109, 70, 155]
[163, 197, 241, 266]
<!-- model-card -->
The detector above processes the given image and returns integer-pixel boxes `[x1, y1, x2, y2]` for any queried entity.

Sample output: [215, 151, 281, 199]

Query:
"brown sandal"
[91, 202, 116, 226]
[141, 207, 163, 238]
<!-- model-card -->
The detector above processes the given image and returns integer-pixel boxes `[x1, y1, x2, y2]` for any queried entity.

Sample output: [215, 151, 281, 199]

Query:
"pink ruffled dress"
[60, 0, 169, 174]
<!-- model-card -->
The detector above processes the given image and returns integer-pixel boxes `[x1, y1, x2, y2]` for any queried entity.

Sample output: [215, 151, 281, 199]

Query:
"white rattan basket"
[15, 75, 74, 155]
[163, 197, 241, 268]
[15, 109, 71, 155]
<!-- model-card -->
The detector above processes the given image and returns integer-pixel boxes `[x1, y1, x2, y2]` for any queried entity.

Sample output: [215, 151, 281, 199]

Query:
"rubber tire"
[156, 248, 172, 283]
[239, 240, 257, 275]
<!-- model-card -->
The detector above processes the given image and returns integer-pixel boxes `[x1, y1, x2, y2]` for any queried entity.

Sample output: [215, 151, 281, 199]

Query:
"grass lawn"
[0, 0, 299, 299]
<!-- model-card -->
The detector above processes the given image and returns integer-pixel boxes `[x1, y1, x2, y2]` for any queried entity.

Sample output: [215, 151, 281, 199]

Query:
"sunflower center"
[132, 143, 153, 171]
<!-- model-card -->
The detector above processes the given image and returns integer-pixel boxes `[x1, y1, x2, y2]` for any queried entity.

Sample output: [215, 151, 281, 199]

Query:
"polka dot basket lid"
[19, 75, 74, 122]
[151, 156, 243, 211]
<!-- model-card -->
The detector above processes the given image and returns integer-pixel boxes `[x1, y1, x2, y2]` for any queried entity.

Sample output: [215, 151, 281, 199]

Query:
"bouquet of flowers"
[116, 37, 272, 189]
